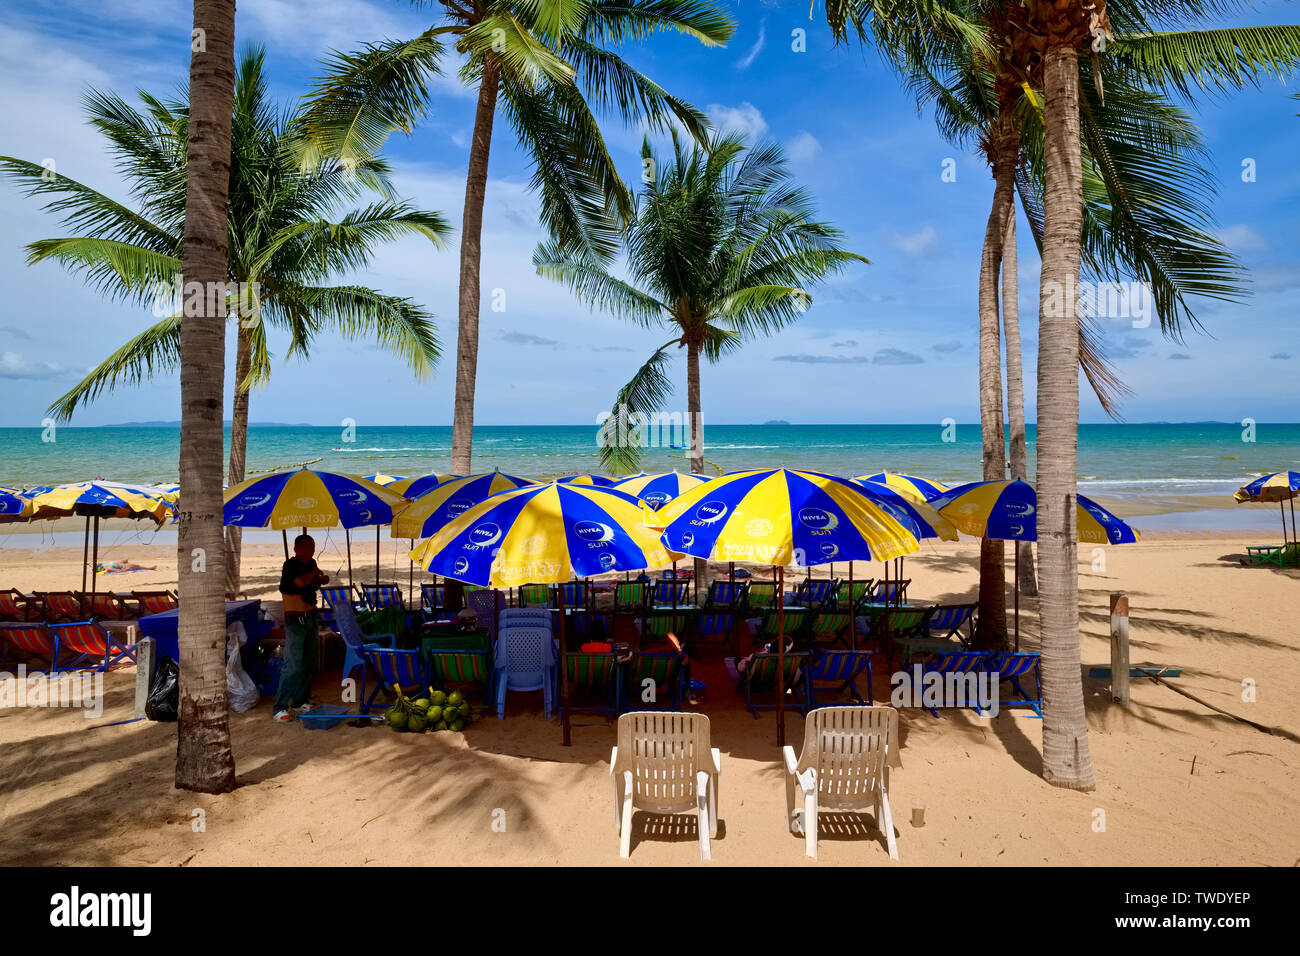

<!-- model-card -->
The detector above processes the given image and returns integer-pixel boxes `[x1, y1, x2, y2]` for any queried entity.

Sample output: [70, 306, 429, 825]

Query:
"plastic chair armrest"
[782, 745, 800, 776]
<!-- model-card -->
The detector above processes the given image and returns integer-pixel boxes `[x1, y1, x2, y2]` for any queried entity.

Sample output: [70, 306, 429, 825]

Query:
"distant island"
[762, 419, 791, 426]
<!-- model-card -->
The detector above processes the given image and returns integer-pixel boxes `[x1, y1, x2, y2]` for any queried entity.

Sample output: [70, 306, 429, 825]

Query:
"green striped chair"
[836, 579, 874, 612]
[806, 611, 853, 648]
[703, 580, 747, 613]
[557, 581, 590, 610]
[516, 583, 552, 608]
[614, 581, 648, 614]
[637, 612, 694, 649]
[564, 651, 621, 719]
[747, 608, 809, 648]
[873, 606, 935, 670]
[623, 651, 686, 710]
[794, 578, 840, 610]
[742, 582, 778, 615]
[427, 645, 493, 700]
[734, 650, 809, 718]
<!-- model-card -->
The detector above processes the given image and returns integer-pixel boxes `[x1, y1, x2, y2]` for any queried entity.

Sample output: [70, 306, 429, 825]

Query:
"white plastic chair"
[784, 705, 901, 860]
[610, 711, 721, 860]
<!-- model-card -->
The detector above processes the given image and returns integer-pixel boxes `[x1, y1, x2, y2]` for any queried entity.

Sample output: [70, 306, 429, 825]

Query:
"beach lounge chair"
[731, 649, 810, 719]
[917, 650, 993, 717]
[624, 651, 687, 711]
[515, 583, 552, 607]
[703, 580, 747, 613]
[784, 705, 900, 860]
[983, 651, 1043, 718]
[47, 620, 138, 672]
[747, 608, 809, 649]
[358, 646, 427, 713]
[425, 636, 493, 701]
[864, 606, 932, 670]
[568, 610, 612, 643]
[132, 590, 177, 616]
[795, 578, 840, 610]
[493, 625, 557, 719]
[85, 591, 134, 621]
[871, 579, 911, 605]
[806, 611, 853, 648]
[564, 651, 622, 719]
[0, 589, 31, 622]
[925, 603, 977, 645]
[35, 591, 84, 624]
[742, 581, 777, 614]
[636, 611, 694, 649]
[0, 622, 58, 670]
[317, 585, 359, 630]
[836, 580, 874, 613]
[361, 583, 403, 611]
[803, 649, 875, 708]
[499, 607, 553, 632]
[692, 612, 737, 652]
[329, 598, 396, 692]
[653, 579, 688, 606]
[557, 581, 590, 611]
[613, 581, 648, 614]
[610, 711, 720, 860]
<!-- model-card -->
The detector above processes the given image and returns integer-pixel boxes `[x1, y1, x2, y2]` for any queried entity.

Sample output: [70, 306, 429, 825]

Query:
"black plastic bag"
[145, 656, 180, 722]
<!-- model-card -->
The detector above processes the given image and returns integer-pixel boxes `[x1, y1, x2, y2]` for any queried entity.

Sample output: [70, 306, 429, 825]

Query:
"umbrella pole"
[776, 563, 785, 748]
[81, 515, 90, 592]
[90, 514, 100, 608]
[1014, 546, 1020, 652]
[345, 528, 353, 591]
[281, 529, 289, 560]
[1281, 499, 1289, 548]
[376, 525, 381, 593]
[848, 560, 856, 651]
[560, 582, 570, 747]
[409, 539, 414, 602]
[1291, 496, 1297, 550]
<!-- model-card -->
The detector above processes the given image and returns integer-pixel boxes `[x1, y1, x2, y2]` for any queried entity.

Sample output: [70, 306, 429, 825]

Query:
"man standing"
[274, 533, 329, 721]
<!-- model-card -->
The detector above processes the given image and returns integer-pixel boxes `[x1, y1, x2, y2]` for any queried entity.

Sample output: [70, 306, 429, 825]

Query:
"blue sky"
[0, 0, 1297, 429]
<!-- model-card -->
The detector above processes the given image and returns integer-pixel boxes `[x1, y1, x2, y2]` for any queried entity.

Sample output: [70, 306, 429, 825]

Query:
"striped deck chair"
[835, 579, 874, 612]
[0, 589, 32, 622]
[734, 650, 810, 719]
[515, 583, 552, 608]
[803, 649, 876, 708]
[983, 651, 1043, 718]
[871, 578, 911, 606]
[925, 603, 977, 645]
[795, 578, 840, 610]
[624, 651, 686, 710]
[569, 611, 613, 644]
[87, 592, 133, 620]
[361, 583, 404, 611]
[48, 620, 138, 672]
[358, 646, 426, 713]
[36, 591, 84, 624]
[917, 650, 993, 717]
[703, 580, 747, 613]
[564, 651, 621, 719]
[557, 581, 590, 611]
[329, 598, 396, 692]
[869, 606, 932, 670]
[806, 611, 853, 648]
[494, 625, 556, 718]
[613, 581, 648, 614]
[318, 586, 359, 626]
[132, 590, 177, 616]
[0, 623, 58, 670]
[742, 582, 777, 615]
[652, 579, 688, 606]
[427, 644, 493, 700]
[419, 582, 447, 617]
[693, 612, 737, 651]
[637, 612, 694, 649]
[747, 608, 809, 649]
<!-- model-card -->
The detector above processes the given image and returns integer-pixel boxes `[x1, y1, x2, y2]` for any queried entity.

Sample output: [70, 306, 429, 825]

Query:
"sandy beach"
[1, 533, 1297, 867]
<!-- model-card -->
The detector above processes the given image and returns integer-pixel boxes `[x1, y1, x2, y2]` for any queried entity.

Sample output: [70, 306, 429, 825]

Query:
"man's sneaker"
[273, 710, 292, 722]
[291, 703, 315, 714]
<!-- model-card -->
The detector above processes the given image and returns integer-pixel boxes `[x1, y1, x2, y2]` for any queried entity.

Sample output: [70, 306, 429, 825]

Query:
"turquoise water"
[1, 422, 1296, 506]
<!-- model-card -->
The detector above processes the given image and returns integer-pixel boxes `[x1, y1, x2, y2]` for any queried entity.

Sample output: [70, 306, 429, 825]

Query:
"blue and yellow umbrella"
[609, 470, 712, 508]
[364, 473, 406, 487]
[849, 477, 958, 542]
[1234, 470, 1299, 547]
[856, 472, 950, 503]
[555, 473, 616, 487]
[409, 482, 678, 586]
[223, 469, 406, 530]
[385, 473, 463, 499]
[0, 487, 33, 521]
[391, 472, 537, 539]
[932, 479, 1139, 545]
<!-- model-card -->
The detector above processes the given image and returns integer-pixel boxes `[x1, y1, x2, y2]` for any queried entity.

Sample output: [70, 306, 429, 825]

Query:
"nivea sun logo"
[820, 542, 839, 558]
[696, 500, 728, 523]
[798, 508, 831, 530]
[447, 498, 473, 516]
[680, 531, 695, 548]
[597, 551, 616, 570]
[469, 522, 502, 546]
[337, 489, 364, 503]
[453, 556, 470, 575]
[644, 492, 669, 505]
[574, 520, 613, 542]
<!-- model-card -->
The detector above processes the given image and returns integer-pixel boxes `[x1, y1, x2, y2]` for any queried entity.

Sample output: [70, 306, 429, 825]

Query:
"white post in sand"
[1109, 592, 1130, 706]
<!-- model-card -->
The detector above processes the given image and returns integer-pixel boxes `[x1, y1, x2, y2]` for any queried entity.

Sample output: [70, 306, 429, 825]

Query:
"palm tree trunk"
[1038, 42, 1095, 791]
[224, 323, 251, 594]
[176, 0, 237, 794]
[449, 60, 502, 476]
[686, 338, 708, 592]
[1002, 208, 1037, 596]
[974, 112, 1015, 648]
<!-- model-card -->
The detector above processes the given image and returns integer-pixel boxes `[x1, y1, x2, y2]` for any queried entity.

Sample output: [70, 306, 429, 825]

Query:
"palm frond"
[45, 312, 182, 421]
[599, 340, 678, 473]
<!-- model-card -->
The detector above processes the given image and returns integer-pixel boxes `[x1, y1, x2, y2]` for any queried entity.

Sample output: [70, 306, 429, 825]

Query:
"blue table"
[138, 599, 263, 665]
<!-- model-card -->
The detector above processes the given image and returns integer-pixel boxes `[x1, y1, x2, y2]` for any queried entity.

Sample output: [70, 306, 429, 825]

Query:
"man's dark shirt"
[279, 556, 320, 613]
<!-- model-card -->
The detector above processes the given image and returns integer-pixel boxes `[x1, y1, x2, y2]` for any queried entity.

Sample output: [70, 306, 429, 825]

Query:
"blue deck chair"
[652, 579, 688, 606]
[568, 610, 613, 643]
[361, 583, 404, 612]
[359, 646, 427, 713]
[732, 650, 810, 719]
[317, 586, 360, 629]
[329, 598, 396, 690]
[803, 649, 875, 708]
[983, 651, 1043, 718]
[493, 625, 557, 719]
[925, 603, 977, 645]
[556, 581, 590, 611]
[693, 612, 737, 651]
[703, 580, 747, 613]
[918, 650, 993, 717]
[872, 578, 911, 606]
[623, 651, 686, 711]
[420, 582, 458, 622]
[795, 578, 840, 610]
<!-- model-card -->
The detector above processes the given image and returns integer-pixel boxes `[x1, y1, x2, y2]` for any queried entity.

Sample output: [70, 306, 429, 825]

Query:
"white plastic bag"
[225, 621, 261, 713]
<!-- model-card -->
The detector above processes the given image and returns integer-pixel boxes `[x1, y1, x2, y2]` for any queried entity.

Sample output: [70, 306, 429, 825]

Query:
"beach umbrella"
[1233, 471, 1300, 548]
[555, 473, 615, 486]
[0, 487, 33, 522]
[855, 472, 950, 503]
[410, 481, 681, 745]
[364, 473, 406, 486]
[223, 469, 408, 589]
[385, 473, 461, 499]
[391, 472, 537, 539]
[609, 470, 712, 508]
[931, 479, 1139, 646]
[656, 468, 920, 747]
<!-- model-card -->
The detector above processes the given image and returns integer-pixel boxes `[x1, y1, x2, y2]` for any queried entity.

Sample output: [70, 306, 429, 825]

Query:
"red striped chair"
[86, 592, 134, 620]
[0, 589, 31, 622]
[0, 622, 59, 670]
[132, 590, 177, 616]
[48, 620, 138, 671]
[35, 591, 85, 624]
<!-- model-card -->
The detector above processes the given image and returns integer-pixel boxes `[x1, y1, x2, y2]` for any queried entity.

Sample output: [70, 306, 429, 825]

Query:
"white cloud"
[1215, 223, 1269, 252]
[736, 21, 766, 70]
[886, 226, 939, 257]
[0, 351, 71, 380]
[785, 131, 821, 163]
[706, 102, 768, 142]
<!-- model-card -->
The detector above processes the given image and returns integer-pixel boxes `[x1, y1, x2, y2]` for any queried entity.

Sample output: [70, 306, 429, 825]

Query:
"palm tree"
[175, 0, 237, 794]
[296, 0, 736, 475]
[535, 133, 867, 477]
[1, 48, 450, 592]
